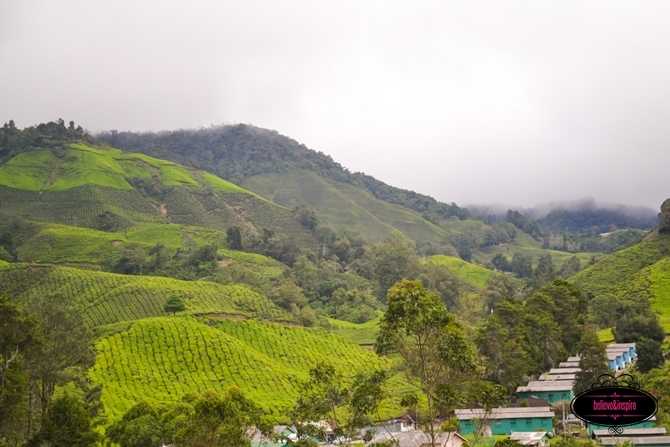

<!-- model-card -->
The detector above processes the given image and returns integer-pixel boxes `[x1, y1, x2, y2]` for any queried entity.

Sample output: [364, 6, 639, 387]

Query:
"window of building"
[548, 394, 554, 400]
[526, 419, 532, 425]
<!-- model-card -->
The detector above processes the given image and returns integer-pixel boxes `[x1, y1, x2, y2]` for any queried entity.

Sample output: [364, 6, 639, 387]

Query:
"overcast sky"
[1, 1, 669, 210]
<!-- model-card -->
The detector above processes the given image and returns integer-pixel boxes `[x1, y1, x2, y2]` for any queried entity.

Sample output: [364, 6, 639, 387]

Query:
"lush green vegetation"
[0, 263, 294, 328]
[428, 255, 496, 289]
[90, 317, 391, 420]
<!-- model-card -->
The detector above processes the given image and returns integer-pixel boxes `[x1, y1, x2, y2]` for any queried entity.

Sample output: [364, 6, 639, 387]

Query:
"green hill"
[0, 143, 316, 248]
[90, 317, 391, 421]
[241, 168, 451, 246]
[570, 234, 670, 334]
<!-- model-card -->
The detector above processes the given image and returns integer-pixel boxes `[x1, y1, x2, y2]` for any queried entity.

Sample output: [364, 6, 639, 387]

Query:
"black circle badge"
[571, 374, 658, 428]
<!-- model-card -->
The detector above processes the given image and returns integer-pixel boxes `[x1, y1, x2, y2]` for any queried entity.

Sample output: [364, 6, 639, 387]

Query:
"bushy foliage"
[28, 394, 99, 447]
[476, 280, 588, 392]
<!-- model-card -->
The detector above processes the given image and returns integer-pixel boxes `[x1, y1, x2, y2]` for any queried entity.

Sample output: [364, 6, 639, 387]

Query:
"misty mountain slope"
[0, 143, 317, 247]
[539, 205, 658, 233]
[569, 232, 670, 333]
[240, 167, 453, 246]
[97, 124, 471, 220]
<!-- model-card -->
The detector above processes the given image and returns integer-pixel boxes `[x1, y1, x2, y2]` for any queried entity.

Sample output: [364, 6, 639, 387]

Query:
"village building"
[516, 380, 574, 404]
[587, 417, 656, 437]
[367, 430, 467, 447]
[455, 407, 554, 436]
[592, 428, 668, 440]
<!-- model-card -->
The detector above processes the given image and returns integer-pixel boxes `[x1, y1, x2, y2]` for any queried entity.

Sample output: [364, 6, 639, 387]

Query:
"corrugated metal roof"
[559, 362, 580, 368]
[594, 429, 667, 437]
[599, 437, 670, 446]
[455, 408, 554, 420]
[510, 432, 549, 441]
[549, 368, 581, 374]
[517, 381, 574, 392]
[539, 374, 575, 381]
[567, 356, 581, 362]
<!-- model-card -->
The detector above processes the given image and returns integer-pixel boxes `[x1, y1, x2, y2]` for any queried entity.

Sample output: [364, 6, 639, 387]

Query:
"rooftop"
[517, 381, 574, 392]
[455, 407, 554, 420]
[559, 362, 580, 368]
[539, 374, 576, 381]
[593, 428, 668, 438]
[510, 432, 549, 442]
[599, 437, 670, 446]
[549, 368, 581, 374]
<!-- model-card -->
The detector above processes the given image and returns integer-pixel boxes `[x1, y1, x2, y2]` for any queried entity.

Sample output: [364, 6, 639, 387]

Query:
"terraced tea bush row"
[15, 223, 227, 264]
[0, 185, 165, 228]
[210, 318, 385, 371]
[0, 263, 293, 328]
[90, 317, 390, 421]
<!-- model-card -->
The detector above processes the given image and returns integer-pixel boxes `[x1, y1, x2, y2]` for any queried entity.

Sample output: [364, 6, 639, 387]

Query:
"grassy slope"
[0, 145, 316, 247]
[241, 168, 448, 245]
[570, 235, 670, 334]
[326, 312, 383, 346]
[427, 255, 496, 289]
[0, 263, 294, 328]
[14, 223, 224, 263]
[90, 317, 391, 421]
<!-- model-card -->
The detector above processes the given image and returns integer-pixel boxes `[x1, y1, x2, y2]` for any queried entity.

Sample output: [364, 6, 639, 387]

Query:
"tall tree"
[375, 280, 479, 447]
[636, 338, 665, 373]
[26, 294, 94, 420]
[0, 295, 40, 445]
[372, 239, 420, 301]
[573, 332, 610, 394]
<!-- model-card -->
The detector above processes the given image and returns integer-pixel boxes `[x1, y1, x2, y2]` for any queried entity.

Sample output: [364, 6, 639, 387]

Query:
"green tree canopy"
[375, 279, 479, 446]
[28, 394, 99, 447]
[164, 294, 187, 316]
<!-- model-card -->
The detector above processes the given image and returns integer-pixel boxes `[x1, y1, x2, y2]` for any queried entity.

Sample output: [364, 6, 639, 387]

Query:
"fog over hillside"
[468, 198, 659, 224]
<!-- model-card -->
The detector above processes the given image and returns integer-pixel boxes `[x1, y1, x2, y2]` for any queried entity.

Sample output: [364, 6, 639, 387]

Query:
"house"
[598, 437, 670, 447]
[516, 381, 574, 403]
[509, 431, 551, 447]
[606, 349, 626, 368]
[455, 407, 554, 436]
[587, 417, 656, 437]
[606, 352, 620, 371]
[367, 430, 466, 447]
[567, 356, 581, 362]
[608, 343, 637, 361]
[593, 428, 668, 440]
